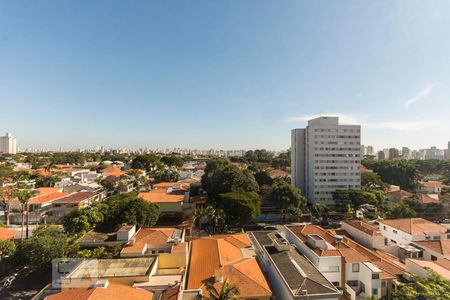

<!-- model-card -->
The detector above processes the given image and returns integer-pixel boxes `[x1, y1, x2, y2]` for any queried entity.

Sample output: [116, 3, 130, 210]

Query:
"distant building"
[377, 151, 385, 160]
[365, 145, 374, 156]
[388, 148, 399, 160]
[402, 147, 411, 159]
[0, 132, 17, 154]
[291, 116, 361, 206]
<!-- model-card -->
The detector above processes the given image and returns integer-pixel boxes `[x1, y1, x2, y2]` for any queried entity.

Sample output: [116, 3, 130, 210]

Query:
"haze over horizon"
[1, 1, 449, 151]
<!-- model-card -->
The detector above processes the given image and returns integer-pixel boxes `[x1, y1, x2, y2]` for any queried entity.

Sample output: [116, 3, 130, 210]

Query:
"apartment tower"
[291, 116, 361, 206]
[0, 132, 17, 154]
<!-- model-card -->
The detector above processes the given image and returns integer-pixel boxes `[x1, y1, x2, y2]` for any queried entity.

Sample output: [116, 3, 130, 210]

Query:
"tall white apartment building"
[0, 133, 17, 154]
[291, 116, 361, 206]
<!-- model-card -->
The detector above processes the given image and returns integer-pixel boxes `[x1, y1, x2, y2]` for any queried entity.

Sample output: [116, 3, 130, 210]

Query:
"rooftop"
[0, 227, 16, 240]
[121, 227, 180, 254]
[46, 282, 154, 300]
[407, 259, 450, 280]
[52, 192, 97, 204]
[138, 190, 185, 203]
[67, 258, 155, 279]
[342, 220, 381, 236]
[251, 231, 340, 297]
[187, 233, 271, 298]
[414, 240, 450, 255]
[379, 218, 448, 235]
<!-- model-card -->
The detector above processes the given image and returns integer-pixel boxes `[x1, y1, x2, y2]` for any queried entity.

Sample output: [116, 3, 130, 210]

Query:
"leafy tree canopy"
[216, 190, 261, 227]
[271, 178, 306, 211]
[392, 272, 450, 300]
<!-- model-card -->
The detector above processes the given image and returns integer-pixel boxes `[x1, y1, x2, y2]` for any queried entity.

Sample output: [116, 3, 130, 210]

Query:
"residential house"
[186, 233, 272, 300]
[341, 220, 384, 250]
[385, 185, 413, 205]
[378, 218, 449, 246]
[250, 230, 341, 300]
[418, 181, 444, 194]
[138, 183, 189, 216]
[284, 225, 405, 300]
[49, 192, 101, 220]
[405, 258, 450, 281]
[0, 226, 16, 241]
[412, 239, 450, 261]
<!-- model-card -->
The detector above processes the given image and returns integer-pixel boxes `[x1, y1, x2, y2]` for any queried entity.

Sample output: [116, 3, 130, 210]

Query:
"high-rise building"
[377, 150, 385, 160]
[365, 145, 374, 156]
[388, 148, 399, 160]
[291, 116, 361, 206]
[401, 147, 410, 159]
[447, 141, 450, 160]
[0, 132, 17, 154]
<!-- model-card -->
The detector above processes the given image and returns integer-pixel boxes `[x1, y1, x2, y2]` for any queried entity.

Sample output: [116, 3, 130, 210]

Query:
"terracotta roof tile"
[379, 218, 447, 235]
[343, 220, 381, 236]
[121, 227, 176, 254]
[415, 240, 450, 255]
[0, 227, 16, 240]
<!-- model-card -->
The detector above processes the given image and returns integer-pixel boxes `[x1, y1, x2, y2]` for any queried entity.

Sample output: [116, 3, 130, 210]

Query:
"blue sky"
[1, 1, 449, 151]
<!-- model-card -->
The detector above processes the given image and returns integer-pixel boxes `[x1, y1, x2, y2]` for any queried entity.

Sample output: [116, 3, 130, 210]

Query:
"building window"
[352, 263, 359, 272]
[433, 236, 441, 240]
[328, 266, 339, 272]
[393, 230, 398, 234]
[426, 236, 431, 240]
[373, 288, 378, 295]
[431, 255, 437, 261]
[372, 274, 380, 279]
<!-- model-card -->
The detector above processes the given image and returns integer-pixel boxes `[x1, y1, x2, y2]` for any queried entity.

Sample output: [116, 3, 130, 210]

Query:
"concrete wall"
[341, 222, 384, 250]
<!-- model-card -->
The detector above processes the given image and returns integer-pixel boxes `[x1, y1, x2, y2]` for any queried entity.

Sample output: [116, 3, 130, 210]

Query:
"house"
[185, 233, 272, 300]
[52, 192, 99, 209]
[341, 220, 385, 250]
[405, 258, 450, 281]
[378, 218, 449, 246]
[120, 227, 186, 257]
[413, 239, 450, 261]
[418, 181, 444, 194]
[138, 183, 189, 215]
[60, 257, 156, 289]
[250, 230, 341, 300]
[45, 281, 154, 300]
[386, 185, 413, 205]
[28, 187, 68, 212]
[79, 225, 137, 248]
[418, 193, 441, 205]
[102, 165, 126, 178]
[284, 225, 406, 300]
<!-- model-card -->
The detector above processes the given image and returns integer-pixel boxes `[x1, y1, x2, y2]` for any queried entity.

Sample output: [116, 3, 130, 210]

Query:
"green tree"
[361, 172, 389, 191]
[392, 272, 450, 300]
[131, 154, 160, 172]
[0, 239, 16, 258]
[202, 159, 258, 199]
[205, 278, 239, 300]
[14, 189, 38, 241]
[332, 189, 379, 208]
[217, 191, 260, 227]
[20, 226, 78, 267]
[386, 203, 417, 219]
[99, 193, 159, 231]
[0, 187, 15, 226]
[193, 205, 226, 234]
[271, 178, 306, 211]
[62, 207, 104, 235]
[362, 159, 420, 191]
[254, 170, 274, 187]
[77, 246, 106, 259]
[161, 155, 184, 168]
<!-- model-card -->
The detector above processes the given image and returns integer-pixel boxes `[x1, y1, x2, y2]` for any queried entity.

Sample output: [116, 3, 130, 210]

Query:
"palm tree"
[15, 189, 38, 241]
[205, 279, 239, 300]
[0, 187, 15, 226]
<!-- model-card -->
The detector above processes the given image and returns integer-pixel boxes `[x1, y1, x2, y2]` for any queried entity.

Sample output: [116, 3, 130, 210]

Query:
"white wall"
[341, 222, 384, 250]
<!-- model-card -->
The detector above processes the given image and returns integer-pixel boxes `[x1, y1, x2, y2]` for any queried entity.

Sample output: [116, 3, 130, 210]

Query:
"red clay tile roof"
[0, 227, 16, 240]
[379, 218, 447, 235]
[187, 234, 270, 298]
[28, 192, 68, 205]
[102, 166, 126, 177]
[407, 259, 450, 280]
[138, 191, 185, 203]
[52, 192, 97, 204]
[415, 240, 450, 255]
[418, 194, 440, 204]
[45, 282, 153, 300]
[343, 220, 381, 236]
[121, 227, 176, 254]
[435, 258, 450, 271]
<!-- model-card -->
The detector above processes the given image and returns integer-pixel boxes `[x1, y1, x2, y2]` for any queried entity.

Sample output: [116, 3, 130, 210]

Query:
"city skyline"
[1, 1, 450, 150]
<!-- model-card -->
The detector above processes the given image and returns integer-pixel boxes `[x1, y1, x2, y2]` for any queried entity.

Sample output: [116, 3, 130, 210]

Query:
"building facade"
[0, 132, 17, 154]
[291, 116, 361, 206]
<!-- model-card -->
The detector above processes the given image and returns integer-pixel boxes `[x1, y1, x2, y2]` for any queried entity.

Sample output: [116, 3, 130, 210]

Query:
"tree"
[254, 170, 274, 187]
[77, 246, 106, 259]
[131, 154, 160, 172]
[392, 272, 450, 300]
[205, 278, 239, 300]
[386, 203, 417, 219]
[153, 168, 179, 183]
[193, 206, 226, 234]
[361, 172, 388, 191]
[99, 193, 159, 231]
[0, 187, 15, 226]
[271, 178, 306, 211]
[202, 159, 259, 199]
[272, 151, 290, 170]
[20, 226, 78, 267]
[161, 155, 184, 168]
[0, 240, 16, 258]
[62, 207, 104, 235]
[217, 191, 260, 227]
[14, 189, 38, 241]
[362, 159, 420, 191]
[332, 189, 379, 209]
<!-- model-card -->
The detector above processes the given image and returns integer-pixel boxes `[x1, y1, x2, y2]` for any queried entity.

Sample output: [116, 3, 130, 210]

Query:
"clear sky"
[1, 1, 449, 151]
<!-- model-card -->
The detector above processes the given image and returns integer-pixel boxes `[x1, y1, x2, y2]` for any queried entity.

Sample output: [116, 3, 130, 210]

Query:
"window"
[418, 251, 423, 258]
[328, 266, 340, 272]
[433, 236, 441, 240]
[426, 236, 431, 240]
[352, 263, 359, 272]
[431, 255, 437, 261]
[372, 274, 380, 279]
[393, 230, 398, 234]
[373, 288, 378, 295]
